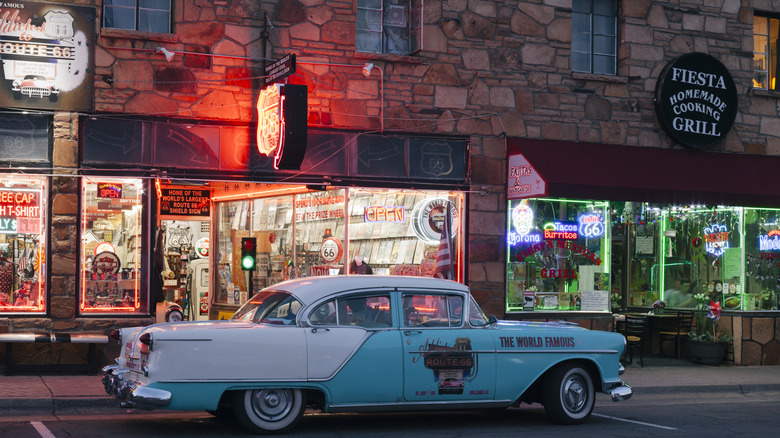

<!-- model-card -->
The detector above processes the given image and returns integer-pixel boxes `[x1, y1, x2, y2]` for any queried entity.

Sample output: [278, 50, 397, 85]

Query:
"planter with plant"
[688, 292, 732, 364]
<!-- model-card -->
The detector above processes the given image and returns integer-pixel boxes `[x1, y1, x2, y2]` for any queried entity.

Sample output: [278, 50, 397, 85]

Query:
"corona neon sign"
[703, 224, 729, 257]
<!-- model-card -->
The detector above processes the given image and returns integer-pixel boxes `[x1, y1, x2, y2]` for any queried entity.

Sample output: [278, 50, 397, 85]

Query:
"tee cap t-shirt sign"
[654, 52, 738, 149]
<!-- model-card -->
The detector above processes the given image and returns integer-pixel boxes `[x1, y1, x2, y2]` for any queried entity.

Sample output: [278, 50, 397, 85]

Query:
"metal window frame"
[571, 0, 617, 75]
[103, 0, 171, 34]
[356, 0, 423, 55]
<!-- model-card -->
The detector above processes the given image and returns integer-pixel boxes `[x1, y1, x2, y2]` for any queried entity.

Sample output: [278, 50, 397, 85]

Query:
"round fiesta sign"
[654, 52, 737, 149]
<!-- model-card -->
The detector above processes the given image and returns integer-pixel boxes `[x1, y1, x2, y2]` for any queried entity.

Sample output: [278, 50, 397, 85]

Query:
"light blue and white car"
[103, 276, 631, 434]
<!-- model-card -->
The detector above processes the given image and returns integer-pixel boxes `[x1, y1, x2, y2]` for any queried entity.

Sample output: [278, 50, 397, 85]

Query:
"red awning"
[508, 138, 780, 208]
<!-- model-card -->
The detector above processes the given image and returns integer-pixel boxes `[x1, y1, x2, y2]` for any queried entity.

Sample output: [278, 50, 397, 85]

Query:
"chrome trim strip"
[327, 399, 514, 413]
[154, 339, 214, 342]
[157, 378, 309, 383]
[407, 349, 619, 355]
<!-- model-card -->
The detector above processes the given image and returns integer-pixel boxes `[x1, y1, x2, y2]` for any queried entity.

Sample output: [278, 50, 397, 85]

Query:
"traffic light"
[241, 237, 257, 271]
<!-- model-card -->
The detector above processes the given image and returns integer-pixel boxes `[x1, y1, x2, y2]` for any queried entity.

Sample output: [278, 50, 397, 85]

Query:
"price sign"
[320, 237, 343, 263]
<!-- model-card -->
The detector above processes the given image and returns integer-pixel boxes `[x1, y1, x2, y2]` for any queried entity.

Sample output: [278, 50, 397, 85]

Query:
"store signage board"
[0, 188, 42, 234]
[159, 188, 210, 217]
[507, 153, 547, 200]
[265, 53, 296, 86]
[654, 52, 737, 149]
[0, 2, 95, 111]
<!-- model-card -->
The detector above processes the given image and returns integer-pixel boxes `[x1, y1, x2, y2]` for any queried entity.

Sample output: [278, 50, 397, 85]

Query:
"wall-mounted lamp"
[157, 47, 175, 62]
[362, 63, 374, 77]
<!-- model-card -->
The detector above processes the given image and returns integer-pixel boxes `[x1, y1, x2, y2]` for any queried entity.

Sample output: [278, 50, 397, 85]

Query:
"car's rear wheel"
[232, 388, 306, 434]
[541, 365, 594, 425]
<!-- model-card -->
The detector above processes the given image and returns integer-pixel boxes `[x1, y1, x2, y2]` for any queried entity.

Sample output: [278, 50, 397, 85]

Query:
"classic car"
[103, 276, 631, 434]
[11, 75, 59, 101]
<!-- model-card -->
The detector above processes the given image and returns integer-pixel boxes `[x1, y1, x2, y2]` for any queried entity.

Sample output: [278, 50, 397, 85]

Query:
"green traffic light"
[241, 255, 255, 270]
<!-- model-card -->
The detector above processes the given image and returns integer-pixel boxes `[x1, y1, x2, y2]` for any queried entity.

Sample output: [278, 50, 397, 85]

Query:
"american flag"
[433, 202, 454, 280]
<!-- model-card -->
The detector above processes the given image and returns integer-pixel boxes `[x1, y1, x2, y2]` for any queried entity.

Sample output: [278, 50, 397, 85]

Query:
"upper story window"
[356, 0, 422, 55]
[753, 14, 779, 90]
[571, 0, 617, 75]
[103, 0, 171, 33]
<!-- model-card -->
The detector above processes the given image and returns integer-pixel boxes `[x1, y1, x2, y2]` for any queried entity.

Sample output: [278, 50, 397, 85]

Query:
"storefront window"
[348, 189, 460, 277]
[213, 186, 463, 309]
[80, 178, 147, 315]
[737, 207, 777, 310]
[0, 176, 47, 315]
[506, 198, 610, 312]
[660, 206, 743, 311]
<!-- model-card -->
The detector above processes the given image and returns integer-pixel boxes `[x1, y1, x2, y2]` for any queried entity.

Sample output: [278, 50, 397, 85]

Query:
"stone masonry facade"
[2, 0, 780, 366]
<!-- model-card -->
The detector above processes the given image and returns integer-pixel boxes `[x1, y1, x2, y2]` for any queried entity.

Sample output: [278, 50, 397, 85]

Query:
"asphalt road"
[2, 392, 779, 437]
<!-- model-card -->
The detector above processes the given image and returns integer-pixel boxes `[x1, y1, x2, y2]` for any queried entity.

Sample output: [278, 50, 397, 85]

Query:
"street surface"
[1, 392, 778, 437]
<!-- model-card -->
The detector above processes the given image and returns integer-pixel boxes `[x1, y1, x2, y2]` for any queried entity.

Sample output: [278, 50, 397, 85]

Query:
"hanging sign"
[507, 153, 547, 199]
[256, 83, 308, 170]
[654, 52, 737, 149]
[159, 188, 210, 217]
[265, 53, 296, 86]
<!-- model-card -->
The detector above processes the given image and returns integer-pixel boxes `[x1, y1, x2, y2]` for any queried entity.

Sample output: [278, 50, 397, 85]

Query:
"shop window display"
[79, 178, 147, 315]
[659, 206, 743, 310]
[213, 187, 463, 308]
[0, 176, 47, 315]
[506, 198, 610, 312]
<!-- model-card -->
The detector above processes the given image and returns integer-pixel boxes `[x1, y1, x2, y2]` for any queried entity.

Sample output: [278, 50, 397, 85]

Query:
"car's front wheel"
[541, 364, 595, 425]
[232, 388, 306, 434]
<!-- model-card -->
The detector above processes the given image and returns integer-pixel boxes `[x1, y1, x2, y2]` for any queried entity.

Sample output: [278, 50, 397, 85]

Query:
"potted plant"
[650, 299, 666, 315]
[688, 292, 732, 364]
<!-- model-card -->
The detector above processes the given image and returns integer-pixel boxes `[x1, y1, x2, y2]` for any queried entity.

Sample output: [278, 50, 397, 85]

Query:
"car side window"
[403, 293, 462, 327]
[310, 300, 337, 325]
[339, 295, 392, 328]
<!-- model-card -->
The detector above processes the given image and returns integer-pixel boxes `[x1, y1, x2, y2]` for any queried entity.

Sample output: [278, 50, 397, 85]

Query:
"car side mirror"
[488, 314, 498, 325]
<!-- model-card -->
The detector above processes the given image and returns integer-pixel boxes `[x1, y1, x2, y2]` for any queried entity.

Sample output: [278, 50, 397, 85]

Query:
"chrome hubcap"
[562, 376, 587, 413]
[250, 389, 294, 421]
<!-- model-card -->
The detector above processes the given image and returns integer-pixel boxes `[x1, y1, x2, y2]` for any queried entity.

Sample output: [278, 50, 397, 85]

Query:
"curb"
[0, 397, 117, 416]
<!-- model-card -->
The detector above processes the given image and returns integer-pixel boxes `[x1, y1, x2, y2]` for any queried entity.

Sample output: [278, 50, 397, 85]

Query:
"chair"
[622, 314, 647, 367]
[658, 310, 694, 358]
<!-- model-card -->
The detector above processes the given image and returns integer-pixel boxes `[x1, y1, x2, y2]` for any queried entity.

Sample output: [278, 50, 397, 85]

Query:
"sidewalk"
[1, 362, 779, 416]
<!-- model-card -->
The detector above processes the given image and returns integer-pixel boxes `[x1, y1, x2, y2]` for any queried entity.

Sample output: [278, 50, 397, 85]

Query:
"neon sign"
[511, 201, 533, 235]
[759, 230, 780, 251]
[365, 206, 405, 222]
[578, 214, 604, 238]
[543, 221, 578, 240]
[257, 84, 283, 157]
[507, 232, 541, 246]
[97, 183, 122, 199]
[703, 224, 729, 256]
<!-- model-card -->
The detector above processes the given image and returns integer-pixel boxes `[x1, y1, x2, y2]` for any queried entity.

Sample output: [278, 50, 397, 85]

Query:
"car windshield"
[231, 290, 302, 325]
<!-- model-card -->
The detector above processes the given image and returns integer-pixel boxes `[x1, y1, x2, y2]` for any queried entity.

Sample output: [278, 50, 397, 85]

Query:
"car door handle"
[311, 328, 330, 333]
[404, 330, 422, 335]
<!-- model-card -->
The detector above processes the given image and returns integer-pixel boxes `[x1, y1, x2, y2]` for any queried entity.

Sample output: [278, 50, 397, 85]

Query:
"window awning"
[508, 138, 780, 208]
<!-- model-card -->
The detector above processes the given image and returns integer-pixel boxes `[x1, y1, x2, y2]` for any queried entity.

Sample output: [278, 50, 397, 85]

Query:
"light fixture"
[157, 47, 175, 62]
[362, 63, 374, 77]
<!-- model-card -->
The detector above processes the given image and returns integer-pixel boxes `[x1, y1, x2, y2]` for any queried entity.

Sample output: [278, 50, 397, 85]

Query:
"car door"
[306, 293, 403, 404]
[401, 292, 496, 401]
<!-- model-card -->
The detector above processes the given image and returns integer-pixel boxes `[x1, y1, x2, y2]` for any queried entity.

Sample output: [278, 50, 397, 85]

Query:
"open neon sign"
[703, 224, 729, 257]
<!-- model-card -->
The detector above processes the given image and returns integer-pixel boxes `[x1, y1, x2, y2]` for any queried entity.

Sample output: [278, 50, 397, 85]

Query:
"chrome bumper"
[101, 364, 171, 409]
[607, 381, 633, 402]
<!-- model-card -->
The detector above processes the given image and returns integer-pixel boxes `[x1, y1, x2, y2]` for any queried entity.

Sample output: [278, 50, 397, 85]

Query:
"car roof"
[267, 275, 470, 305]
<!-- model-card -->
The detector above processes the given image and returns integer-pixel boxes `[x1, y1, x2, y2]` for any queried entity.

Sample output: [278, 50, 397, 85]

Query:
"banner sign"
[0, 2, 95, 111]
